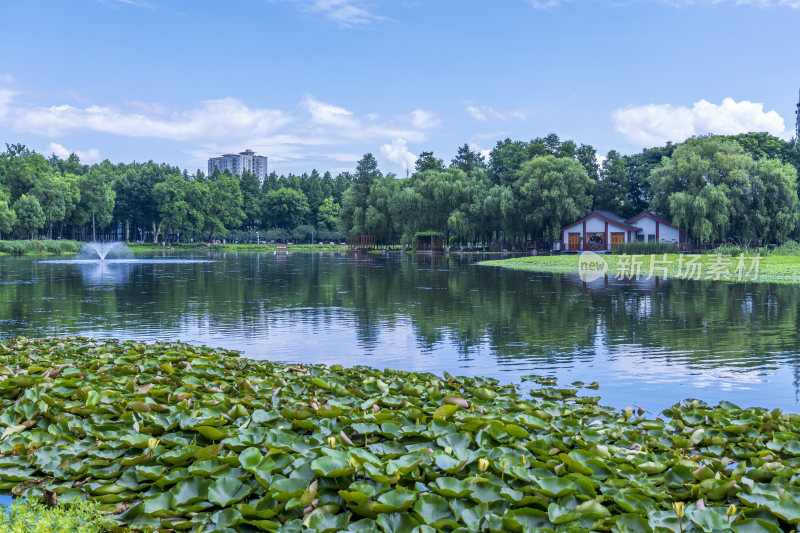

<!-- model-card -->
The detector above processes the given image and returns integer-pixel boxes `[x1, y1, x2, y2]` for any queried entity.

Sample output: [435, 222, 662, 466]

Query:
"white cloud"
[0, 74, 15, 84]
[303, 96, 357, 128]
[0, 85, 434, 173]
[530, 0, 800, 8]
[528, 0, 570, 8]
[380, 138, 417, 172]
[410, 109, 440, 129]
[612, 97, 788, 146]
[282, 0, 386, 27]
[411, 109, 442, 129]
[0, 89, 16, 120]
[4, 95, 292, 142]
[47, 143, 103, 165]
[673, 0, 800, 7]
[465, 104, 530, 122]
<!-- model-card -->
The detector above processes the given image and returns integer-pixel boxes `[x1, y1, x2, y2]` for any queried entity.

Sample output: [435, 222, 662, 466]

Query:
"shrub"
[615, 241, 679, 255]
[714, 243, 769, 256]
[0, 240, 82, 255]
[770, 241, 800, 256]
[0, 498, 113, 533]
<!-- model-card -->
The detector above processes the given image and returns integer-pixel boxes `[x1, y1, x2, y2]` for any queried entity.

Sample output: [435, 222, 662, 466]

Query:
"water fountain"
[76, 241, 133, 261]
[39, 241, 212, 284]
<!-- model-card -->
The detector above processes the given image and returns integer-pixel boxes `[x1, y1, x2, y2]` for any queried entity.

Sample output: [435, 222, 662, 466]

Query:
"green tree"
[30, 172, 75, 239]
[0, 144, 51, 201]
[262, 187, 310, 231]
[316, 196, 340, 230]
[514, 155, 594, 244]
[13, 194, 45, 239]
[239, 171, 262, 229]
[450, 144, 485, 173]
[649, 137, 752, 244]
[75, 163, 116, 241]
[200, 173, 244, 240]
[339, 154, 382, 236]
[0, 190, 16, 239]
[414, 151, 445, 174]
[593, 150, 630, 215]
[365, 175, 399, 244]
[748, 158, 799, 243]
[153, 175, 195, 242]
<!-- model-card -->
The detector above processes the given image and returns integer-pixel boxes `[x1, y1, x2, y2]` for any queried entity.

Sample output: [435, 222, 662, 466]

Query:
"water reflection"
[0, 253, 799, 412]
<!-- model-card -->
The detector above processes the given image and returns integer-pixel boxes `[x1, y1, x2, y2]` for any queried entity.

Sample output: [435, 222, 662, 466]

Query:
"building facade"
[559, 210, 686, 252]
[208, 150, 268, 182]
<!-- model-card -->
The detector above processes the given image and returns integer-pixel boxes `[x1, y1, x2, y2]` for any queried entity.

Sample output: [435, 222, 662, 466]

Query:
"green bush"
[770, 241, 800, 256]
[615, 241, 679, 255]
[0, 498, 113, 533]
[713, 243, 770, 256]
[0, 240, 82, 255]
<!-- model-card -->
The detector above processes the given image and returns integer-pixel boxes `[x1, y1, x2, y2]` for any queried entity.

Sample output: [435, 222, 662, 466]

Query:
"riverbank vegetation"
[480, 249, 800, 284]
[1, 337, 800, 531]
[2, 132, 799, 249]
[0, 239, 81, 256]
[0, 498, 111, 533]
[127, 242, 347, 254]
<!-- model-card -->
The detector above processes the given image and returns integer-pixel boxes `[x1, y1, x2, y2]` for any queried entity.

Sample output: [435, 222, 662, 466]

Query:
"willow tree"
[649, 136, 798, 245]
[514, 155, 594, 245]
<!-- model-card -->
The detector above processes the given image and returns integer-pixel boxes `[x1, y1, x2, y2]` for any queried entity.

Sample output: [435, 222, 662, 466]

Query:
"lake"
[1, 251, 799, 414]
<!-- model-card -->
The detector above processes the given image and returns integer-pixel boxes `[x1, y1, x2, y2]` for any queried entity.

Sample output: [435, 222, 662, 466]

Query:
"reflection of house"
[560, 210, 687, 252]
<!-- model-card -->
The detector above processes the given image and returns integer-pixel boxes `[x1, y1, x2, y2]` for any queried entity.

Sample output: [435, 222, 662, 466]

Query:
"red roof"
[560, 211, 640, 232]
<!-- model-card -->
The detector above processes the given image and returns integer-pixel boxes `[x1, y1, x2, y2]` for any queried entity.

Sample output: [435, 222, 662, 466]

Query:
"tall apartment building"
[208, 149, 268, 182]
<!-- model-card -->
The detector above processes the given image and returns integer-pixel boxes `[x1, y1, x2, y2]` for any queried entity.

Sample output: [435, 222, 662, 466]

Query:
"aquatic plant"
[0, 337, 799, 531]
[0, 497, 112, 533]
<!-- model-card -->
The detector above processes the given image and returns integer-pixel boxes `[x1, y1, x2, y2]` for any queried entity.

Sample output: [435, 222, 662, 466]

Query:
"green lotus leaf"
[270, 476, 309, 501]
[502, 507, 551, 532]
[432, 404, 458, 420]
[311, 455, 355, 478]
[431, 477, 472, 498]
[731, 518, 784, 533]
[547, 502, 580, 525]
[371, 487, 418, 513]
[239, 446, 264, 472]
[208, 476, 252, 507]
[195, 425, 230, 440]
[171, 476, 213, 506]
[413, 493, 456, 527]
[375, 512, 420, 533]
[536, 476, 577, 498]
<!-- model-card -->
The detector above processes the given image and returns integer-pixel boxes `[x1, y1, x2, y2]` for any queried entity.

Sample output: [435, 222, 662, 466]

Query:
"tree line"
[1, 131, 799, 245]
[340, 133, 800, 247]
[0, 144, 352, 243]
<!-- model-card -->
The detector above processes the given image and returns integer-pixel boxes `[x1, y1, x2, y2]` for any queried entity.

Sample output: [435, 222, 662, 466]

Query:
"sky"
[0, 0, 798, 176]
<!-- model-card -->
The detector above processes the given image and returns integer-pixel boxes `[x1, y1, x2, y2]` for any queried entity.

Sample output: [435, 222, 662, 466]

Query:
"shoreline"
[479, 253, 800, 285]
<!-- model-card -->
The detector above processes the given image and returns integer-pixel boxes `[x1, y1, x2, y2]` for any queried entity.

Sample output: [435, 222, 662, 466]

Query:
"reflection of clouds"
[608, 344, 769, 391]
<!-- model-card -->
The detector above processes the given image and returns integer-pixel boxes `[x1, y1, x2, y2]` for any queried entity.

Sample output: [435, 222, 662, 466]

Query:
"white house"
[559, 210, 687, 252]
[626, 211, 684, 244]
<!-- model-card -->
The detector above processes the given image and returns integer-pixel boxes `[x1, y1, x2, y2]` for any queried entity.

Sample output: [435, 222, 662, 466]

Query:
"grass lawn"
[479, 253, 800, 284]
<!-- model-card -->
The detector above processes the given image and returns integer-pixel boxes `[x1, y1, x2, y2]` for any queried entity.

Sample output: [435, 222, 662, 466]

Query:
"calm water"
[1, 251, 800, 413]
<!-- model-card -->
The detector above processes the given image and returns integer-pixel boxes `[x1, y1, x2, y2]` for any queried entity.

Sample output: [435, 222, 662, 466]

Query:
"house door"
[610, 232, 625, 251]
[568, 233, 581, 251]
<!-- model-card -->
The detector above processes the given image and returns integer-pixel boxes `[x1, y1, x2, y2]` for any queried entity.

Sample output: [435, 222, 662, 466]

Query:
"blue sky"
[0, 0, 798, 175]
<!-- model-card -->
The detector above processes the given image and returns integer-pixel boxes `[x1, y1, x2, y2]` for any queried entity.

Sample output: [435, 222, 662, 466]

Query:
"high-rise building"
[208, 150, 268, 182]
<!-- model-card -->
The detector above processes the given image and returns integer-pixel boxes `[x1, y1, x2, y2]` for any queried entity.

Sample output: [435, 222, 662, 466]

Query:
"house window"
[636, 235, 644, 242]
[648, 234, 656, 242]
